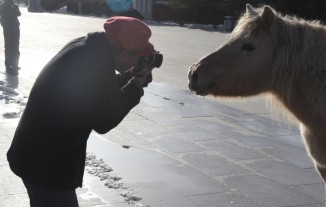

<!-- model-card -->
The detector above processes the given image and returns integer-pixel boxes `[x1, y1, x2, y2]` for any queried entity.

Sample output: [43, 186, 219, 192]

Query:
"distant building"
[133, 0, 169, 19]
[155, 0, 169, 5]
[28, 0, 42, 12]
[26, 0, 170, 19]
[133, 0, 152, 19]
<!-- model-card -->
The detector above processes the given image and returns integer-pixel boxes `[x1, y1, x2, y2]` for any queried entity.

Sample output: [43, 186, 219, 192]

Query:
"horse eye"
[242, 43, 255, 51]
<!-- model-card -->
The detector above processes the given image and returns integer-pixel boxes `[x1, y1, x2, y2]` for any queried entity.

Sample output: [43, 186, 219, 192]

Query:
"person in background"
[0, 0, 21, 75]
[7, 16, 158, 207]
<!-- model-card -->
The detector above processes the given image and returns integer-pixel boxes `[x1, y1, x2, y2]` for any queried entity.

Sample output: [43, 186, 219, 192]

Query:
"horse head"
[188, 4, 278, 97]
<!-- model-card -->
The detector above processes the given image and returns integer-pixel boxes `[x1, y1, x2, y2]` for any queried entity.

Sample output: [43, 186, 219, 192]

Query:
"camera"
[134, 52, 163, 87]
[136, 52, 163, 71]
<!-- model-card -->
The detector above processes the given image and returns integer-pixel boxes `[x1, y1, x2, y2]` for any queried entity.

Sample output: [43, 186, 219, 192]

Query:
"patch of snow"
[85, 153, 150, 206]
[0, 85, 19, 95]
[120, 190, 142, 202]
[0, 87, 27, 119]
[78, 191, 99, 200]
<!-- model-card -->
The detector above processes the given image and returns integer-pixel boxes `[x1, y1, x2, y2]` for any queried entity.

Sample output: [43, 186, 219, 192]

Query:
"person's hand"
[132, 65, 154, 87]
[142, 73, 152, 87]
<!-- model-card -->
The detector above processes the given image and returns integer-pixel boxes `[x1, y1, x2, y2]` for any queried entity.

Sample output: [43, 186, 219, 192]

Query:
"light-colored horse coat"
[188, 4, 326, 183]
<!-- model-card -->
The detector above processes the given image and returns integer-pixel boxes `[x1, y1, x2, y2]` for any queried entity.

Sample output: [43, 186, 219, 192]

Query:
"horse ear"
[246, 4, 256, 15]
[261, 6, 275, 26]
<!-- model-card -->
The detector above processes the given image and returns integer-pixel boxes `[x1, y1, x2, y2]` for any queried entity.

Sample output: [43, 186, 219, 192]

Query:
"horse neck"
[267, 16, 326, 131]
[271, 60, 326, 131]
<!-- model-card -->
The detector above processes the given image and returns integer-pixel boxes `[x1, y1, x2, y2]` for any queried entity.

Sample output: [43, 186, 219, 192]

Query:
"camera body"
[136, 53, 163, 72]
[134, 52, 163, 87]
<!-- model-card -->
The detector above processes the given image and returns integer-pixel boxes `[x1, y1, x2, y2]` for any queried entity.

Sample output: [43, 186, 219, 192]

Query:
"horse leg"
[315, 164, 326, 206]
[300, 124, 326, 183]
[316, 164, 326, 183]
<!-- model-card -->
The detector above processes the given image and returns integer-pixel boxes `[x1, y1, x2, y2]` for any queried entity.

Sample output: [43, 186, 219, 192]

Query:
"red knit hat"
[104, 16, 154, 56]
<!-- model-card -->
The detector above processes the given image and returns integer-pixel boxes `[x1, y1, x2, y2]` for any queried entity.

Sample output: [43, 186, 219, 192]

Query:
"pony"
[188, 4, 326, 184]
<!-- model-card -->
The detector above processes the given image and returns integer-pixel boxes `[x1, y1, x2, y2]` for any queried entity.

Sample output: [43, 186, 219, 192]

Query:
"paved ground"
[0, 7, 325, 207]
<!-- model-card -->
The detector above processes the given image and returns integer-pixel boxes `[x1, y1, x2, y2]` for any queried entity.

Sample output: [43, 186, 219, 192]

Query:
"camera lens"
[152, 54, 163, 68]
[136, 53, 163, 72]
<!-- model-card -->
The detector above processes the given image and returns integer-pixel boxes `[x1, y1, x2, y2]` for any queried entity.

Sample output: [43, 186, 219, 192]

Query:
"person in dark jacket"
[0, 0, 21, 75]
[7, 16, 157, 207]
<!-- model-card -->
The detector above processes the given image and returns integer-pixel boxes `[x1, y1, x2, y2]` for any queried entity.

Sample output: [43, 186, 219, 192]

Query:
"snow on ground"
[86, 152, 149, 206]
[0, 78, 27, 119]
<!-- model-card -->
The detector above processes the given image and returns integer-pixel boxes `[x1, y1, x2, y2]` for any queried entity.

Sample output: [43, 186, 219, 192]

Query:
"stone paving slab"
[181, 152, 252, 177]
[165, 125, 221, 141]
[151, 134, 205, 153]
[246, 159, 322, 185]
[0, 194, 29, 207]
[200, 139, 269, 160]
[289, 183, 326, 204]
[0, 166, 27, 195]
[0, 142, 10, 166]
[188, 191, 259, 207]
[217, 129, 293, 148]
[261, 143, 315, 169]
[128, 182, 198, 207]
[223, 174, 322, 207]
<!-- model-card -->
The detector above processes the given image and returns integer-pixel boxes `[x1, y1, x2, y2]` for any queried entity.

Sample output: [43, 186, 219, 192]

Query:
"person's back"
[7, 32, 119, 190]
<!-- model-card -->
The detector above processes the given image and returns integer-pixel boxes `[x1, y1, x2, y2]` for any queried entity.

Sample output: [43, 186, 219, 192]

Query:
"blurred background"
[8, 0, 326, 29]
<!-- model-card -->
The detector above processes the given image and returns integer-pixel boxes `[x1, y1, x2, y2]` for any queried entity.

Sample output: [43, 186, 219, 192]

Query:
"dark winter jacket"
[7, 32, 143, 190]
[0, 2, 20, 28]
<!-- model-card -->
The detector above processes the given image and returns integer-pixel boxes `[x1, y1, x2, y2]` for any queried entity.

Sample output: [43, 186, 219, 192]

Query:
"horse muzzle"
[188, 64, 200, 91]
[188, 63, 215, 96]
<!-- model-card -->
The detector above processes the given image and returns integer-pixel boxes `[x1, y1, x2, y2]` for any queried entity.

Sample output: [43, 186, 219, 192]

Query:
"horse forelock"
[231, 11, 261, 38]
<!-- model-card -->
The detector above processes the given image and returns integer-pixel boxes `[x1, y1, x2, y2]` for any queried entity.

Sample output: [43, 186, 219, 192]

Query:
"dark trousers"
[3, 26, 20, 69]
[23, 180, 79, 207]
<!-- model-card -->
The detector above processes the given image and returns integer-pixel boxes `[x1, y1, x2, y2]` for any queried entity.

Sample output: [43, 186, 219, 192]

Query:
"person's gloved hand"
[142, 73, 152, 87]
[132, 66, 154, 87]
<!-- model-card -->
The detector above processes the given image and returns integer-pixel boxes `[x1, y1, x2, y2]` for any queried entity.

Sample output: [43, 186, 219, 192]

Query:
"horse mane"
[233, 5, 326, 104]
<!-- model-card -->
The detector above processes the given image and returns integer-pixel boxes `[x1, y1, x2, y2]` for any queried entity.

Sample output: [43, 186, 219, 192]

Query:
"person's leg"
[3, 27, 19, 75]
[23, 180, 79, 207]
[3, 28, 12, 69]
[12, 26, 20, 69]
